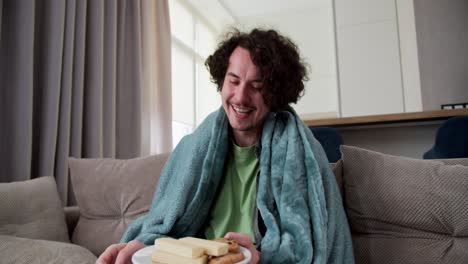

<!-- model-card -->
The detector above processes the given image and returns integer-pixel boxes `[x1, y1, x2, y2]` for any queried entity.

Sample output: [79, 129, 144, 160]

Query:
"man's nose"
[234, 83, 249, 102]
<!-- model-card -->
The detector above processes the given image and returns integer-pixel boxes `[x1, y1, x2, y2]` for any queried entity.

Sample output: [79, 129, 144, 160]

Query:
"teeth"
[233, 106, 250, 113]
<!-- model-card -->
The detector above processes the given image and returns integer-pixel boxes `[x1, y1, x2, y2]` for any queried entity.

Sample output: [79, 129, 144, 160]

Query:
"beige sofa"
[0, 153, 170, 264]
[1, 146, 467, 263]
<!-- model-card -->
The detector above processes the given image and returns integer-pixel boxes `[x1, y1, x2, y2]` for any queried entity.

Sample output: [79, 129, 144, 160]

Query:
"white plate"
[132, 245, 251, 264]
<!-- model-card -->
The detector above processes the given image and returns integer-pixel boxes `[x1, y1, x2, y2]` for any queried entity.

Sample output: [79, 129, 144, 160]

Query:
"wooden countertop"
[304, 109, 468, 127]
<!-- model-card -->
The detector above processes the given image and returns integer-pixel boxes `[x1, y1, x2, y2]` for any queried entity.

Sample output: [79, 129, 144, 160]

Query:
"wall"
[414, 0, 468, 110]
[339, 123, 438, 158]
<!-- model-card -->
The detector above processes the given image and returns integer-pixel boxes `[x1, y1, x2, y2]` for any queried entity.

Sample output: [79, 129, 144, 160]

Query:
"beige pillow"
[0, 176, 69, 243]
[68, 153, 170, 256]
[0, 235, 96, 264]
[340, 145, 468, 264]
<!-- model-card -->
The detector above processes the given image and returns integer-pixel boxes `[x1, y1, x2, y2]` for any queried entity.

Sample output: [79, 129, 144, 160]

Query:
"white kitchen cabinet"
[334, 0, 405, 117]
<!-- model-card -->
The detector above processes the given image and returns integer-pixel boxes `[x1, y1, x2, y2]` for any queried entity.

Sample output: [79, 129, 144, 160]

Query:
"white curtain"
[0, 0, 172, 204]
[141, 0, 172, 155]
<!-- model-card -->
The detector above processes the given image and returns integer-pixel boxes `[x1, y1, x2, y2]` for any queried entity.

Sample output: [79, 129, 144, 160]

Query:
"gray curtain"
[0, 0, 172, 205]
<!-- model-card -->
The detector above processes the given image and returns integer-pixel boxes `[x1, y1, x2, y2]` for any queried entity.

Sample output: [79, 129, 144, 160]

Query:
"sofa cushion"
[68, 153, 170, 256]
[330, 160, 343, 196]
[0, 235, 96, 264]
[341, 145, 468, 263]
[0, 176, 69, 243]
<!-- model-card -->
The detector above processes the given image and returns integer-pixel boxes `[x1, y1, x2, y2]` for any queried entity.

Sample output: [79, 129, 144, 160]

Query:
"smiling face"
[221, 46, 271, 147]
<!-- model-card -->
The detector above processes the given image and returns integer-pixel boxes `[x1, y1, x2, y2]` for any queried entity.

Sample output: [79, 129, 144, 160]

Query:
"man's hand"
[224, 232, 260, 264]
[96, 240, 145, 264]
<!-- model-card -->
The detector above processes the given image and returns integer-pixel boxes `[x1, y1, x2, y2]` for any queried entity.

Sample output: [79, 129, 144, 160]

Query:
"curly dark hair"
[205, 28, 309, 111]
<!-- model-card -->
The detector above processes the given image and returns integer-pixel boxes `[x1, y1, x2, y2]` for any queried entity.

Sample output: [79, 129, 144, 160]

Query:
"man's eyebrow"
[226, 72, 263, 83]
[226, 72, 239, 78]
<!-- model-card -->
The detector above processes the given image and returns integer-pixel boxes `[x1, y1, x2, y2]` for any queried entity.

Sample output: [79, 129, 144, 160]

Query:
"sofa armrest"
[64, 206, 80, 239]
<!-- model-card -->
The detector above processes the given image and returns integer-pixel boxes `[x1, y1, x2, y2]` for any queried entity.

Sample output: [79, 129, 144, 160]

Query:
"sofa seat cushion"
[0, 177, 69, 243]
[0, 235, 96, 264]
[341, 145, 468, 263]
[68, 153, 170, 256]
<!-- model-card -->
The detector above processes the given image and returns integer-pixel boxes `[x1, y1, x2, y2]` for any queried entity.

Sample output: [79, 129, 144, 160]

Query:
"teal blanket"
[121, 108, 354, 263]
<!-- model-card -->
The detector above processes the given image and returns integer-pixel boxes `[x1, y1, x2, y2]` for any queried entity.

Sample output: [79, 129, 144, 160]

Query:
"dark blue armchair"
[309, 126, 343, 163]
[423, 116, 468, 159]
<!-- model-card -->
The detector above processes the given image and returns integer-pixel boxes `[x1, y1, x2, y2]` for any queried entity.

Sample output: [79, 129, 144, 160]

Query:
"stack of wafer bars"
[152, 237, 245, 264]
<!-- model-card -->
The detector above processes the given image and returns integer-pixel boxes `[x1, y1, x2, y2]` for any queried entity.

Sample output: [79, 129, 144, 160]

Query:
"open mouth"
[232, 104, 254, 117]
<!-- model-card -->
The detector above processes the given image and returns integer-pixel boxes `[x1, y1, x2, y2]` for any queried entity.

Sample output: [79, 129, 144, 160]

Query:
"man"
[97, 28, 353, 264]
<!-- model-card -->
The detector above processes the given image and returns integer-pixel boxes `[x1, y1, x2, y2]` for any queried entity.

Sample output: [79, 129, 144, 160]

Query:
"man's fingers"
[114, 240, 146, 264]
[224, 232, 253, 247]
[224, 232, 260, 263]
[96, 243, 127, 264]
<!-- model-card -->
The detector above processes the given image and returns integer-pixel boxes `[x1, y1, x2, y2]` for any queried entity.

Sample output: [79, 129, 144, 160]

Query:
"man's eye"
[230, 80, 239, 85]
[252, 84, 263, 90]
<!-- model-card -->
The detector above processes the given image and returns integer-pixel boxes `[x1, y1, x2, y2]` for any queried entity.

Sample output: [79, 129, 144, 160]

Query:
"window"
[169, 0, 220, 147]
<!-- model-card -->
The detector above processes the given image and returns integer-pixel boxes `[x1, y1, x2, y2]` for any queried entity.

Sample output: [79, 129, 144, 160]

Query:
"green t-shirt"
[204, 143, 259, 241]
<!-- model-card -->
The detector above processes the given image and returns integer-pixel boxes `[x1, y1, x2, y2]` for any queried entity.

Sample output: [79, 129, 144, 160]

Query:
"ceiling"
[219, 0, 329, 20]
[186, 0, 329, 29]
